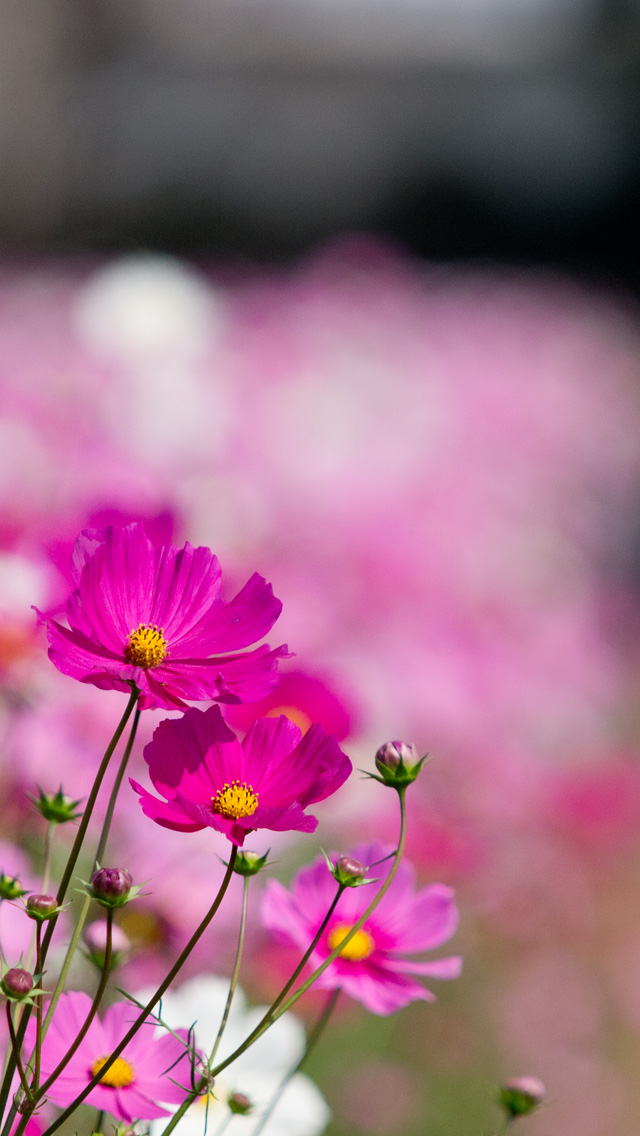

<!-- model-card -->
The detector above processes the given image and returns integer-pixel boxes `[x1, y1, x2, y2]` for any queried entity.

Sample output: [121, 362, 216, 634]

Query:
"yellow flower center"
[90, 1056, 135, 1088]
[124, 624, 168, 669]
[211, 781, 259, 820]
[327, 922, 375, 961]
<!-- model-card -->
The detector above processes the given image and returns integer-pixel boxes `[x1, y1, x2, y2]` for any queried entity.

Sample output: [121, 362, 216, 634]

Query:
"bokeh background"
[2, 3, 640, 1134]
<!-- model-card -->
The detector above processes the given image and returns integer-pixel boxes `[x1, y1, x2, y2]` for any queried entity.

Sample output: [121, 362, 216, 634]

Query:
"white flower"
[137, 976, 330, 1136]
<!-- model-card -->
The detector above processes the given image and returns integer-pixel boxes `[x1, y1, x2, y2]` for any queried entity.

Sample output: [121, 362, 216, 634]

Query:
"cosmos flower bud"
[26, 893, 58, 921]
[228, 1092, 252, 1115]
[231, 850, 271, 877]
[1, 968, 34, 999]
[84, 920, 131, 970]
[373, 740, 425, 788]
[90, 868, 133, 907]
[333, 855, 369, 887]
[29, 785, 83, 825]
[499, 1076, 546, 1119]
[336, 855, 366, 878]
[0, 873, 26, 901]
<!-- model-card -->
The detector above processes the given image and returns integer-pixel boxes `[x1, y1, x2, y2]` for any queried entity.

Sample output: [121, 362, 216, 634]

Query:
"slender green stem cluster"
[0, 671, 441, 1136]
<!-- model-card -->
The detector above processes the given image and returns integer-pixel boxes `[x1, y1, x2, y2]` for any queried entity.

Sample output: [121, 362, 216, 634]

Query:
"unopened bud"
[0, 874, 26, 901]
[499, 1077, 546, 1119]
[231, 850, 270, 877]
[336, 855, 365, 879]
[372, 740, 426, 788]
[2, 968, 33, 998]
[26, 893, 58, 920]
[375, 740, 418, 772]
[29, 785, 83, 825]
[91, 868, 133, 907]
[228, 1093, 252, 1115]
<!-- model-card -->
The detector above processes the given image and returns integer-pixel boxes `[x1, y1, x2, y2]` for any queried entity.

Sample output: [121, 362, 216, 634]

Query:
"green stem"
[95, 705, 141, 866]
[252, 987, 340, 1136]
[11, 907, 115, 1136]
[5, 1004, 32, 1104]
[0, 686, 138, 1133]
[209, 874, 250, 1067]
[95, 1110, 104, 1133]
[212, 786, 407, 1077]
[42, 846, 238, 1136]
[33, 925, 43, 1092]
[37, 910, 113, 1102]
[161, 883, 346, 1136]
[164, 786, 408, 1130]
[41, 701, 141, 1040]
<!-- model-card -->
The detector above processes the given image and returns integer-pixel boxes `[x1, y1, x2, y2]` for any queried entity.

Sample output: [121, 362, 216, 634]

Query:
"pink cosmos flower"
[130, 704, 352, 846]
[26, 991, 191, 1122]
[43, 522, 287, 710]
[260, 840, 462, 1015]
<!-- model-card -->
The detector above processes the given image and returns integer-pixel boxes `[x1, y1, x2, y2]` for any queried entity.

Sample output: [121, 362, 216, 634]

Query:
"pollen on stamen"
[125, 623, 168, 669]
[91, 1055, 135, 1088]
[211, 780, 259, 820]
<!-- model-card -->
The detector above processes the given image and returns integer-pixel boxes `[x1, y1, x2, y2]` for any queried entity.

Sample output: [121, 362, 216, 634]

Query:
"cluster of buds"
[370, 740, 426, 789]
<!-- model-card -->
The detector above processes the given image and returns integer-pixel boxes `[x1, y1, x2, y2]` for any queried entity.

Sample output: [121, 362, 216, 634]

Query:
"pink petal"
[131, 779, 205, 833]
[382, 955, 463, 979]
[172, 572, 282, 654]
[261, 879, 314, 952]
[382, 884, 459, 952]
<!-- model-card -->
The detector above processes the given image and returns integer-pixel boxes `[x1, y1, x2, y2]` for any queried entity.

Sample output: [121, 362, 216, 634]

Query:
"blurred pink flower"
[131, 705, 352, 845]
[25, 991, 191, 1122]
[223, 668, 354, 739]
[44, 522, 287, 710]
[261, 840, 461, 1014]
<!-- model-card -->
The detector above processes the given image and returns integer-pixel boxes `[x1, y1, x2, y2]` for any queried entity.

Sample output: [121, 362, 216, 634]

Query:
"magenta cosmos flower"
[130, 704, 352, 845]
[25, 992, 191, 1122]
[261, 840, 462, 1015]
[43, 522, 287, 710]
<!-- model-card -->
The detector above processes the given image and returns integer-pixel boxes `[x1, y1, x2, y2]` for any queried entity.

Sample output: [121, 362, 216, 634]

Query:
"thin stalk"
[95, 705, 141, 866]
[42, 846, 238, 1136]
[209, 875, 250, 1066]
[35, 910, 112, 1102]
[41, 825, 53, 894]
[213, 787, 407, 1076]
[159, 884, 346, 1136]
[252, 987, 340, 1136]
[165, 787, 408, 1130]
[0, 686, 138, 1132]
[33, 925, 43, 1091]
[11, 912, 114, 1136]
[42, 702, 141, 1039]
[95, 1110, 104, 1133]
[5, 1005, 32, 1104]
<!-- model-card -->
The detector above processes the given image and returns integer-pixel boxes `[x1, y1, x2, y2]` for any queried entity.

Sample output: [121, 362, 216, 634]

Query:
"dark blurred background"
[2, 0, 640, 284]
